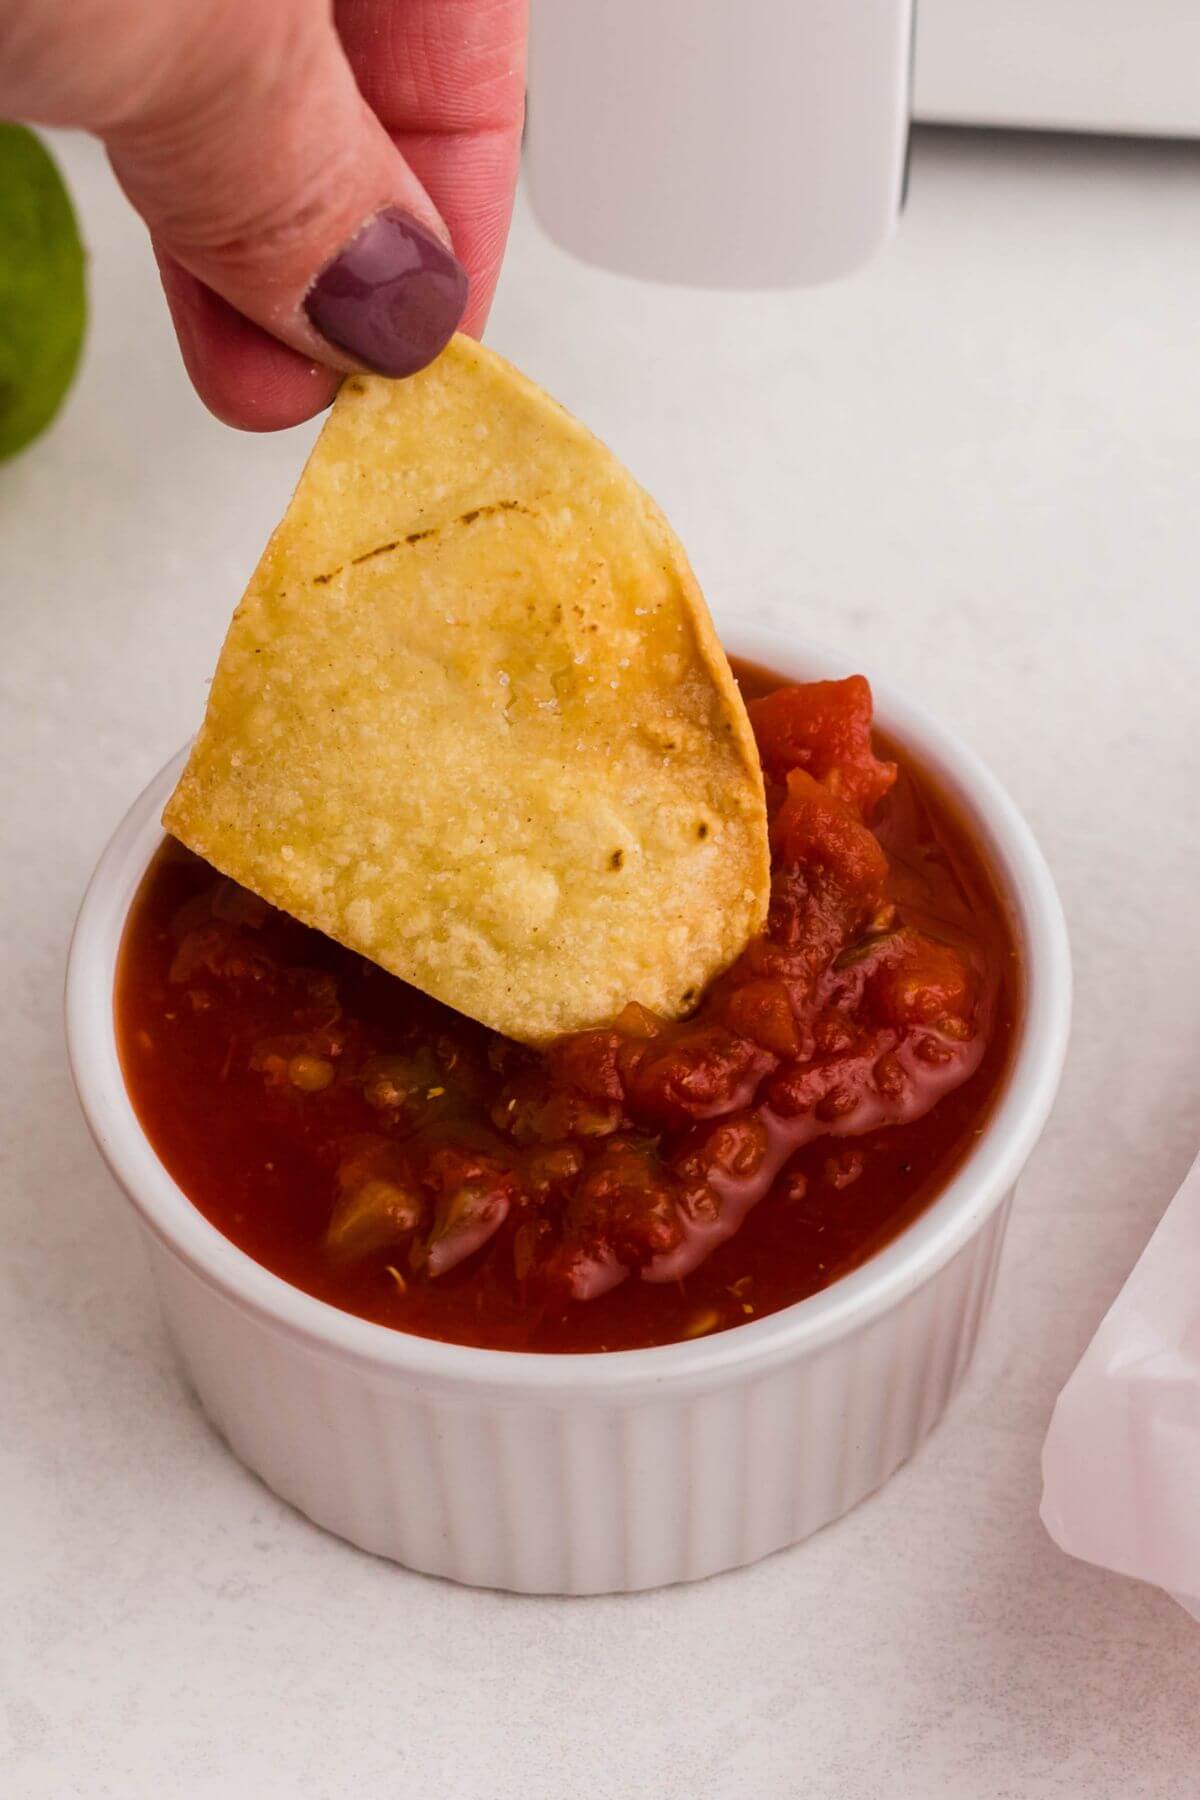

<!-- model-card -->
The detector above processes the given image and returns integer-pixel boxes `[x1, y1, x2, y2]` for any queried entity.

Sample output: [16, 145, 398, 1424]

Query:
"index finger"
[336, 0, 527, 333]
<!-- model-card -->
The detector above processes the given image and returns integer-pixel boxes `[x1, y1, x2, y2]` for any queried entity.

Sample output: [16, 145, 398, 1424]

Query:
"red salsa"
[116, 668, 1018, 1352]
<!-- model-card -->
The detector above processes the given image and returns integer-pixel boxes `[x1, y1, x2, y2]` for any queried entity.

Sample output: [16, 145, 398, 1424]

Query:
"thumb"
[103, 1, 468, 381]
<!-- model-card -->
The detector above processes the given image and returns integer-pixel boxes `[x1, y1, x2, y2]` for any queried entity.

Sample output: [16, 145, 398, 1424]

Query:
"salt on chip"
[164, 336, 768, 1043]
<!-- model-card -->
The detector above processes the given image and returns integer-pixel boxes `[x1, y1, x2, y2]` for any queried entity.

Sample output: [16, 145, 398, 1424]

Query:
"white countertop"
[4, 127, 1199, 1799]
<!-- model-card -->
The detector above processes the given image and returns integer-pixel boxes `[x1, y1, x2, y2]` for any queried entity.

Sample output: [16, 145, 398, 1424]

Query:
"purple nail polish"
[304, 208, 468, 378]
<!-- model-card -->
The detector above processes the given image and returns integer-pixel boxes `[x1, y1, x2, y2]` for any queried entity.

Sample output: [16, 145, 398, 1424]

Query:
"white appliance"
[525, 0, 1198, 293]
[526, 1, 916, 289]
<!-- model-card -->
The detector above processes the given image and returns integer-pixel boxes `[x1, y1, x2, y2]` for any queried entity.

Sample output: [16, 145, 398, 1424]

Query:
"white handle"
[526, 0, 914, 289]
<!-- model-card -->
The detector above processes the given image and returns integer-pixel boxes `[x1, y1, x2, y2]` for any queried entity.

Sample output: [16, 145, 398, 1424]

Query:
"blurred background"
[915, 0, 1200, 136]
[3, 11, 1200, 1795]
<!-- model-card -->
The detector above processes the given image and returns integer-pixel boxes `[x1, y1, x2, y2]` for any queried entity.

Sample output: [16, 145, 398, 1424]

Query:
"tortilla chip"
[164, 336, 768, 1043]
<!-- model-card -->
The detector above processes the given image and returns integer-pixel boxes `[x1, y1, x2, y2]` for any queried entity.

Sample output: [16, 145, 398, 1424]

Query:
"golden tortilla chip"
[164, 336, 768, 1043]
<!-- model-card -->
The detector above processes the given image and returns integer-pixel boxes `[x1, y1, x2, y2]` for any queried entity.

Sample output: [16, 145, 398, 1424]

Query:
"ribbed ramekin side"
[145, 1193, 1012, 1594]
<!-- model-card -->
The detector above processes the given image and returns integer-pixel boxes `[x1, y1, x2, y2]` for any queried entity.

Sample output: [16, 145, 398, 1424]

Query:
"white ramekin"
[66, 627, 1070, 1593]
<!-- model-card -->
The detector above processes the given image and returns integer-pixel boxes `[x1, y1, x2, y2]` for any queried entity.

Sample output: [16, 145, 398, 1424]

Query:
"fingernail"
[304, 208, 468, 378]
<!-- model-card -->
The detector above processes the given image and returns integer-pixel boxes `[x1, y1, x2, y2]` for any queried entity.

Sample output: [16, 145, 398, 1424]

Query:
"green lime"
[0, 123, 87, 461]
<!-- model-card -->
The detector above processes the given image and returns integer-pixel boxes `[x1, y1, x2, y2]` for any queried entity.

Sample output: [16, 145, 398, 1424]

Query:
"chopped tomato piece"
[867, 929, 974, 1027]
[564, 1143, 684, 1268]
[773, 770, 889, 901]
[748, 676, 897, 817]
[624, 1025, 775, 1128]
[674, 1112, 769, 1186]
[545, 1028, 626, 1104]
[719, 977, 802, 1057]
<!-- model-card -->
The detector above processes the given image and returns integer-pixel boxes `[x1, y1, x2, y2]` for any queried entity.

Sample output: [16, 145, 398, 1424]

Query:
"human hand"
[0, 0, 527, 429]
